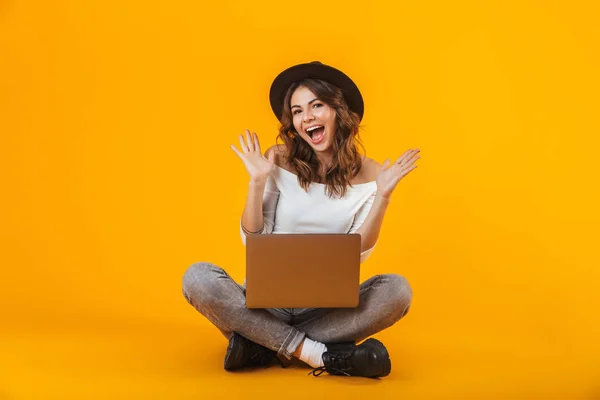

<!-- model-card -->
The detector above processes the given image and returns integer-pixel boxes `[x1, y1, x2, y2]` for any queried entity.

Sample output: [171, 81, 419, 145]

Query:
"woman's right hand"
[230, 129, 275, 183]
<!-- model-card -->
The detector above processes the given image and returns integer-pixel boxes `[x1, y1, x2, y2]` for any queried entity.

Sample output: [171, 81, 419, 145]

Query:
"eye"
[293, 103, 321, 115]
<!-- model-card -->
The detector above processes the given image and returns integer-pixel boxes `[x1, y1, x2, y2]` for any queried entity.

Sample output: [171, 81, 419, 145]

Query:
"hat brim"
[269, 62, 364, 123]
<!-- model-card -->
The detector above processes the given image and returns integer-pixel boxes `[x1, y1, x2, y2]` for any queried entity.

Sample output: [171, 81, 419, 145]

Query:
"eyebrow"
[291, 98, 319, 109]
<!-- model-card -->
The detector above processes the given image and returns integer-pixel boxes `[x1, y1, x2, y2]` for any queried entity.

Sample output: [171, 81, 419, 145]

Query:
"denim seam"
[286, 329, 306, 359]
[278, 329, 295, 358]
[278, 327, 305, 360]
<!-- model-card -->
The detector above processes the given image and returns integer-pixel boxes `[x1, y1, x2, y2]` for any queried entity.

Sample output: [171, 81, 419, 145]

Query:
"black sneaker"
[309, 338, 391, 378]
[224, 332, 281, 371]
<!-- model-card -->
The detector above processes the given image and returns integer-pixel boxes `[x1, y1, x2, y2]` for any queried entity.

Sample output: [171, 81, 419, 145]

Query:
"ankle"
[292, 339, 305, 359]
[298, 337, 327, 368]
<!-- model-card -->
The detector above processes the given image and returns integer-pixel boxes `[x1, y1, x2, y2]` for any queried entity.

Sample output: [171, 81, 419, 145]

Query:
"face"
[290, 86, 337, 155]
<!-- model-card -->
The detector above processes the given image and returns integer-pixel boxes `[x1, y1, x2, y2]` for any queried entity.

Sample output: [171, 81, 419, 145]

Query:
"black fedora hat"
[269, 61, 364, 122]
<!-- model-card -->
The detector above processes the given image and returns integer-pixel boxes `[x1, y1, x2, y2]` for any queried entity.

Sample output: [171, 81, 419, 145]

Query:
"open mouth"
[306, 125, 325, 143]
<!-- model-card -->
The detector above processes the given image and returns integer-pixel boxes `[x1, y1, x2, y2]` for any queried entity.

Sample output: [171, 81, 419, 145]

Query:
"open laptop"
[245, 233, 361, 309]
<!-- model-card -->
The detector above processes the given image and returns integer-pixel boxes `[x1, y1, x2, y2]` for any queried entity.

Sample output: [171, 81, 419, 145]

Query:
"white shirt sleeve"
[240, 174, 280, 246]
[348, 190, 377, 263]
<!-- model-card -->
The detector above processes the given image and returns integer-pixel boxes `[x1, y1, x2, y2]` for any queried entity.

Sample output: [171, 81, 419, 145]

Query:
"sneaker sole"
[361, 338, 392, 378]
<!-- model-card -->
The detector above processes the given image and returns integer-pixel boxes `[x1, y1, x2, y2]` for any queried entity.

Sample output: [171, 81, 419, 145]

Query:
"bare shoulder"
[359, 156, 382, 182]
[265, 143, 287, 156]
[265, 144, 291, 170]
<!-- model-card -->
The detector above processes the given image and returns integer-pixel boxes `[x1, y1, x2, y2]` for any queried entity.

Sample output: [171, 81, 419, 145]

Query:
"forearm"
[241, 178, 267, 233]
[355, 194, 391, 252]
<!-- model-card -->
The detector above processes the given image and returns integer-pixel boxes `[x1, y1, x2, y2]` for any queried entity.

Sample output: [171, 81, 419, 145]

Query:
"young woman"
[182, 61, 420, 378]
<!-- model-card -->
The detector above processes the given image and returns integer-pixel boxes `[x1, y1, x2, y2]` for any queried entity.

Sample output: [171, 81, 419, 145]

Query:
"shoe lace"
[309, 366, 327, 377]
[308, 353, 352, 377]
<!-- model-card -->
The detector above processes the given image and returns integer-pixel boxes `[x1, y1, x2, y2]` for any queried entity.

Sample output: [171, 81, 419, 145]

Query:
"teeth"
[306, 125, 323, 132]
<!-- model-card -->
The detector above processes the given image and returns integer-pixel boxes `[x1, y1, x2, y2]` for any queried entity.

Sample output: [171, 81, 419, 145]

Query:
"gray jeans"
[182, 262, 412, 360]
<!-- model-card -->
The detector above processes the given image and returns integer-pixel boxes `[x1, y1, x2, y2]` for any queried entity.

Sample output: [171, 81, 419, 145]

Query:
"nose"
[303, 109, 314, 123]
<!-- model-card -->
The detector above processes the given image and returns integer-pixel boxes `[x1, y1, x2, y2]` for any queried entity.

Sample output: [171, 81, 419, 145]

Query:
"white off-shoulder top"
[240, 164, 378, 263]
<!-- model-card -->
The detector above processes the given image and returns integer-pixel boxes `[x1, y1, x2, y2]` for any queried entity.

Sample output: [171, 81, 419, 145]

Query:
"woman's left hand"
[376, 149, 420, 199]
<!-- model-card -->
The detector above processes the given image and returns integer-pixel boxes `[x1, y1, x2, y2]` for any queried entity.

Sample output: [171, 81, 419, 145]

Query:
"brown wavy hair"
[276, 78, 366, 198]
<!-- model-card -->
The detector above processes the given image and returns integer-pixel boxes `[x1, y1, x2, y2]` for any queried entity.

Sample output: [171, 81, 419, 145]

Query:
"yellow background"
[1, 0, 599, 398]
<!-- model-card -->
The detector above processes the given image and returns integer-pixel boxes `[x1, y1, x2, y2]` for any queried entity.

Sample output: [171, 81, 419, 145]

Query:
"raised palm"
[230, 129, 275, 182]
[377, 148, 420, 199]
